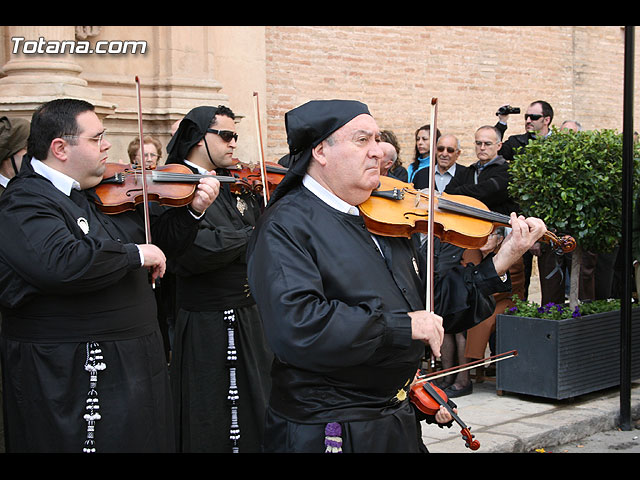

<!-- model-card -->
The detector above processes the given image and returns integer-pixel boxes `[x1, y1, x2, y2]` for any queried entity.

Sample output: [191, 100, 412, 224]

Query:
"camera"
[495, 105, 520, 116]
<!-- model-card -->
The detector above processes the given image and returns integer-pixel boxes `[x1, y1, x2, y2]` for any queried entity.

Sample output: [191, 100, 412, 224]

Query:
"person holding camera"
[492, 101, 554, 299]
[494, 100, 554, 161]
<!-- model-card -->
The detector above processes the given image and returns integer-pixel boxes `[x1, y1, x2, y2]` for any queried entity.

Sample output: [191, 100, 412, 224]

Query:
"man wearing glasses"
[412, 134, 467, 191]
[495, 100, 554, 161]
[165, 106, 272, 453]
[0, 98, 220, 453]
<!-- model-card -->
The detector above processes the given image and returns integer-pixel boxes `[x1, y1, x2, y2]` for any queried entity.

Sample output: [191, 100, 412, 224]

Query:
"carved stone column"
[0, 26, 115, 117]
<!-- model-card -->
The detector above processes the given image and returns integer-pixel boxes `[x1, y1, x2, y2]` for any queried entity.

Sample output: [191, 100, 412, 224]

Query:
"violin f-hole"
[126, 187, 143, 198]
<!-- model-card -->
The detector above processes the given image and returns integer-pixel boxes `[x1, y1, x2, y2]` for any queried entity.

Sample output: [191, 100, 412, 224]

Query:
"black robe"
[0, 160, 200, 453]
[246, 184, 509, 453]
[169, 170, 272, 453]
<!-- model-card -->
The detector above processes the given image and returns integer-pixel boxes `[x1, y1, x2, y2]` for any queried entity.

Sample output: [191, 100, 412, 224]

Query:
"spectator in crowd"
[413, 134, 478, 398]
[0, 116, 29, 197]
[444, 126, 525, 395]
[408, 124, 440, 183]
[379, 129, 407, 181]
[495, 100, 554, 161]
[494, 101, 553, 300]
[560, 120, 582, 132]
[128, 134, 163, 169]
[379, 141, 398, 177]
[413, 134, 466, 191]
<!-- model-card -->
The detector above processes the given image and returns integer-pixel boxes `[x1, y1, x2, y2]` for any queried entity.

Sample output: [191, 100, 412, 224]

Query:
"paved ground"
[539, 421, 640, 453]
[421, 377, 640, 453]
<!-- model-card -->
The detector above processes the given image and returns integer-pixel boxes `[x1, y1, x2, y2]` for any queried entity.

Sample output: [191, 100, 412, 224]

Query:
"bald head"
[379, 141, 397, 175]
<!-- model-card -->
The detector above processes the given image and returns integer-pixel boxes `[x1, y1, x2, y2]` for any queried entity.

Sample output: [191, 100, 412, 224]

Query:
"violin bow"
[253, 92, 269, 206]
[417, 350, 518, 382]
[134, 76, 154, 289]
[426, 98, 438, 366]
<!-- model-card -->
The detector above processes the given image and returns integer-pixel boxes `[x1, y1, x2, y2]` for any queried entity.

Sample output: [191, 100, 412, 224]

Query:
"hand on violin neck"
[435, 404, 457, 425]
[190, 176, 221, 214]
[408, 310, 444, 358]
[492, 213, 547, 275]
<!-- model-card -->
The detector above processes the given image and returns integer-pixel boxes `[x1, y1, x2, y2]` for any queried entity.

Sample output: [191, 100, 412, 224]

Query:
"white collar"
[436, 163, 456, 176]
[302, 174, 359, 216]
[0, 173, 9, 188]
[184, 159, 209, 175]
[30, 158, 81, 195]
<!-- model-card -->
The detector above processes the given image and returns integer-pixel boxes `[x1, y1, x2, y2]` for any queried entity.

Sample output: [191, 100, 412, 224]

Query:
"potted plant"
[508, 127, 640, 307]
[496, 297, 640, 400]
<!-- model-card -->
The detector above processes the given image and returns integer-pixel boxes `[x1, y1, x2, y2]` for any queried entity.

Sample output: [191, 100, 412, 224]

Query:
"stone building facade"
[1, 25, 637, 168]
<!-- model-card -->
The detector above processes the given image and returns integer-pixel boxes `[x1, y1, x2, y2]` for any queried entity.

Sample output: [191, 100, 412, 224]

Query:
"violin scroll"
[460, 427, 480, 450]
[543, 231, 577, 254]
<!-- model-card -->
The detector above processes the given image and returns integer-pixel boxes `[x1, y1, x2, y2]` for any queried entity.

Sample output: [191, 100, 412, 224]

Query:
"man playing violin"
[0, 98, 220, 453]
[165, 105, 272, 453]
[247, 99, 546, 453]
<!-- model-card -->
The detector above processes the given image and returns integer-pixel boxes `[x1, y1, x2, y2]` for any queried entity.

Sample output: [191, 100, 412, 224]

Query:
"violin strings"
[437, 197, 511, 224]
[149, 171, 238, 184]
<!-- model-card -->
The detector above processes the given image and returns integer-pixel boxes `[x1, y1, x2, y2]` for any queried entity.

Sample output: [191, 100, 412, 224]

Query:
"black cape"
[247, 184, 509, 452]
[168, 162, 273, 453]
[0, 159, 200, 452]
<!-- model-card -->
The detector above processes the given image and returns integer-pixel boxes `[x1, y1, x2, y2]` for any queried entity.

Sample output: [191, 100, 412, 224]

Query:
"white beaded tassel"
[225, 309, 240, 453]
[83, 342, 106, 453]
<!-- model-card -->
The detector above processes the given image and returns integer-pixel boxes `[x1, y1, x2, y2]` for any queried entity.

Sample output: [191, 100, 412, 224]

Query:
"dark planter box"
[496, 308, 640, 400]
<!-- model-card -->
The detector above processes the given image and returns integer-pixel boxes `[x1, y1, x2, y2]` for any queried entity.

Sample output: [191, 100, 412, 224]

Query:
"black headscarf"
[268, 100, 371, 206]
[0, 116, 30, 162]
[166, 106, 219, 165]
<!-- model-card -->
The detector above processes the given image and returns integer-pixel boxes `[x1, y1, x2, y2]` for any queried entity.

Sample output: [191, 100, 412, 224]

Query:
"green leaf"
[508, 127, 635, 252]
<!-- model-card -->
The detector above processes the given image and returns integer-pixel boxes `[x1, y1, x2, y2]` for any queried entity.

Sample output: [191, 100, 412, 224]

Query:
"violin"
[409, 378, 480, 450]
[93, 161, 287, 214]
[229, 159, 288, 198]
[358, 175, 576, 253]
[409, 350, 517, 451]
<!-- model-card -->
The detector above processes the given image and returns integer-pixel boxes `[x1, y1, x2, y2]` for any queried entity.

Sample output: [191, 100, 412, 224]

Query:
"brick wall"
[265, 26, 635, 167]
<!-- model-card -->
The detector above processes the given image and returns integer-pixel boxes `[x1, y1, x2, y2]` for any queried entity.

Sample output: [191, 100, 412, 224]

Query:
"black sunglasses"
[207, 128, 238, 142]
[437, 146, 457, 153]
[524, 114, 544, 121]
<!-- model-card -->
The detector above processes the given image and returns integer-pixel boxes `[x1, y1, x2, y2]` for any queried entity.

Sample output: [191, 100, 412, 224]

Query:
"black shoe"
[445, 382, 473, 398]
[434, 379, 454, 390]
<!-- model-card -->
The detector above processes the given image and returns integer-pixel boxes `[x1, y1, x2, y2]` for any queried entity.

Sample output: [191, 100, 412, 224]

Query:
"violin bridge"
[101, 172, 124, 185]
[370, 188, 405, 201]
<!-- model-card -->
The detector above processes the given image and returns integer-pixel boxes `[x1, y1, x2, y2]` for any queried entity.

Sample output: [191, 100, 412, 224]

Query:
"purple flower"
[572, 306, 581, 318]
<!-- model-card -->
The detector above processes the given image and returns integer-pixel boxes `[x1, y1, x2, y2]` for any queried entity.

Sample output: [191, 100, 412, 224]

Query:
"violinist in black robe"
[0, 99, 220, 453]
[246, 100, 546, 453]
[165, 106, 272, 453]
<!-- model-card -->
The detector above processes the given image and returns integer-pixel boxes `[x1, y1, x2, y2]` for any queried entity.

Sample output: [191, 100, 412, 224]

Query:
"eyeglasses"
[524, 114, 544, 121]
[436, 146, 457, 153]
[62, 131, 106, 148]
[207, 129, 238, 143]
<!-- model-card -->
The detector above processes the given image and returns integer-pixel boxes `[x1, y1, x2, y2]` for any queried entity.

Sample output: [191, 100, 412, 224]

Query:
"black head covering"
[268, 99, 371, 206]
[166, 106, 219, 165]
[0, 116, 30, 161]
